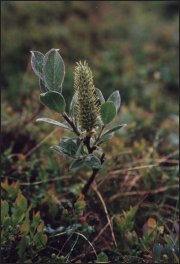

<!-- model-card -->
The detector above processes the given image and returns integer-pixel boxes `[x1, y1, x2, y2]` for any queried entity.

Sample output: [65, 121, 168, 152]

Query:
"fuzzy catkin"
[74, 61, 100, 132]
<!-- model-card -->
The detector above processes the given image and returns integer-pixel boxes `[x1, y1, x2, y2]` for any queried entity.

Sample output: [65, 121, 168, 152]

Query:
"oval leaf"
[100, 102, 116, 124]
[96, 252, 109, 263]
[51, 137, 79, 157]
[15, 192, 27, 211]
[98, 132, 114, 145]
[70, 158, 85, 170]
[84, 155, 101, 169]
[40, 91, 66, 113]
[30, 51, 44, 79]
[107, 90, 121, 112]
[60, 137, 78, 157]
[36, 118, 71, 130]
[43, 48, 65, 91]
[96, 88, 105, 104]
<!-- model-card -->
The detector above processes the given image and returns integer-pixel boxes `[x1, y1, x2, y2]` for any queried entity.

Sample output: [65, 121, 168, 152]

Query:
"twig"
[82, 153, 105, 195]
[62, 112, 80, 136]
[49, 232, 66, 238]
[91, 220, 111, 245]
[94, 125, 105, 145]
[65, 234, 79, 263]
[93, 185, 117, 247]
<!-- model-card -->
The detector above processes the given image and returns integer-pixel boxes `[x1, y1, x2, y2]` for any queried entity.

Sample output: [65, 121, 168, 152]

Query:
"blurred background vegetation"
[1, 1, 179, 263]
[2, 1, 179, 110]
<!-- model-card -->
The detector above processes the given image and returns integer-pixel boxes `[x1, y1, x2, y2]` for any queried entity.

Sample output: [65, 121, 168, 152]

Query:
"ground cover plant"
[1, 1, 179, 263]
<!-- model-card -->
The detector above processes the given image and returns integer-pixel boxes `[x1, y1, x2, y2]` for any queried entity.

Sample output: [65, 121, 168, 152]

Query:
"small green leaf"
[107, 90, 121, 112]
[33, 232, 48, 249]
[43, 48, 65, 91]
[30, 51, 44, 79]
[39, 78, 49, 93]
[153, 243, 163, 262]
[40, 91, 66, 113]
[84, 155, 101, 169]
[102, 124, 126, 137]
[15, 192, 27, 211]
[100, 102, 116, 124]
[96, 252, 108, 263]
[36, 118, 71, 130]
[60, 137, 78, 157]
[70, 158, 85, 170]
[96, 88, 105, 104]
[98, 132, 114, 145]
[69, 93, 78, 118]
[18, 236, 28, 259]
[51, 146, 76, 158]
[12, 208, 25, 224]
[75, 140, 84, 158]
[1, 200, 9, 221]
[32, 211, 41, 230]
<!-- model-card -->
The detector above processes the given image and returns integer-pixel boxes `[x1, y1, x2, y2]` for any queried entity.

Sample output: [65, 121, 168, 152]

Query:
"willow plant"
[30, 48, 126, 195]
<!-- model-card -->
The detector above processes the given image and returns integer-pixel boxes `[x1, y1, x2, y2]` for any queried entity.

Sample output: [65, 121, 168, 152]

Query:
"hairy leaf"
[30, 51, 44, 79]
[43, 48, 65, 91]
[96, 88, 105, 104]
[102, 124, 126, 137]
[36, 118, 71, 130]
[84, 155, 101, 169]
[60, 137, 78, 157]
[40, 91, 66, 113]
[70, 158, 85, 170]
[107, 90, 121, 112]
[100, 102, 116, 124]
[98, 132, 114, 145]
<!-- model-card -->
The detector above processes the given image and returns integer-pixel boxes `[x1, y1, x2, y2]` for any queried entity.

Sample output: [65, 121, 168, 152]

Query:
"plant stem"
[62, 112, 80, 136]
[62, 112, 105, 196]
[83, 135, 96, 153]
[82, 153, 105, 195]
[94, 125, 105, 145]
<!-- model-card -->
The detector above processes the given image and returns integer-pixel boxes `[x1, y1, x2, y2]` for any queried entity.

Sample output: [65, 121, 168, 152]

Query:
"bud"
[74, 61, 100, 132]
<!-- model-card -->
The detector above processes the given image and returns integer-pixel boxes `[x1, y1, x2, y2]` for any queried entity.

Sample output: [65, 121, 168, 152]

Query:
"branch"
[62, 112, 80, 136]
[82, 153, 105, 195]
[62, 113, 105, 196]
[83, 135, 96, 153]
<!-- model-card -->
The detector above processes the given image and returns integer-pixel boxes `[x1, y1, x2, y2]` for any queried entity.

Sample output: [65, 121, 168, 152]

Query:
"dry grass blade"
[97, 150, 179, 188]
[20, 175, 71, 186]
[92, 185, 117, 247]
[110, 184, 179, 202]
[25, 128, 59, 159]
[92, 220, 112, 245]
[75, 232, 97, 258]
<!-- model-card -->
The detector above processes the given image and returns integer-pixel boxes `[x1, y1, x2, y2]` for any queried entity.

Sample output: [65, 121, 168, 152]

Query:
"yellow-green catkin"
[74, 61, 100, 132]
